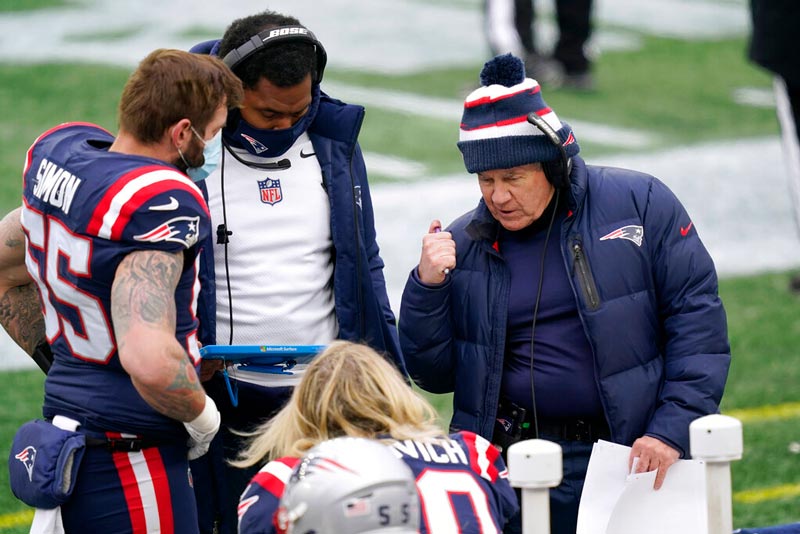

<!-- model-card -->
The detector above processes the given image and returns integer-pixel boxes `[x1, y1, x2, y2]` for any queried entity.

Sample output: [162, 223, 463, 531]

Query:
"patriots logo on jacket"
[15, 446, 36, 481]
[258, 178, 283, 205]
[241, 133, 268, 154]
[599, 225, 643, 247]
[496, 418, 513, 433]
[134, 215, 200, 248]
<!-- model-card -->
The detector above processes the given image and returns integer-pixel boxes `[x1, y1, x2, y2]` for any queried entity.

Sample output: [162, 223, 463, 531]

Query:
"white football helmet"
[277, 437, 419, 534]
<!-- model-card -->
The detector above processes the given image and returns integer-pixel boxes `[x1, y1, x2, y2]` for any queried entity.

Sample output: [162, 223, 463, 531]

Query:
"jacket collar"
[566, 155, 588, 213]
[465, 200, 499, 243]
[308, 92, 365, 147]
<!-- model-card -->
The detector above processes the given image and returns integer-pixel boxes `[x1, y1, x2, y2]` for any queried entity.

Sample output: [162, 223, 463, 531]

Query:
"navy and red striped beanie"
[457, 53, 580, 174]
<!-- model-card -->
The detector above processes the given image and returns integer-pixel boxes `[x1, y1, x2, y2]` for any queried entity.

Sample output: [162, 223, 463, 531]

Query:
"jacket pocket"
[572, 238, 600, 311]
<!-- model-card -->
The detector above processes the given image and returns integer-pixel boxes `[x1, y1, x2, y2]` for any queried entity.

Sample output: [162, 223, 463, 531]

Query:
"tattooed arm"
[111, 248, 206, 422]
[0, 208, 47, 360]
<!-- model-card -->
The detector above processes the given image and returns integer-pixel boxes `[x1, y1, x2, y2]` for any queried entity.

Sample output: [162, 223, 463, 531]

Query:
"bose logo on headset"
[222, 25, 328, 84]
[268, 27, 308, 38]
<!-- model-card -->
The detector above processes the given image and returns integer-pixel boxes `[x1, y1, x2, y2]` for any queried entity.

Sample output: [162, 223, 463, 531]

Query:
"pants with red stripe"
[60, 441, 198, 534]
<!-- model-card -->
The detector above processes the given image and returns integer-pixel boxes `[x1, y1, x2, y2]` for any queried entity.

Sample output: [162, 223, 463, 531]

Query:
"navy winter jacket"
[196, 94, 405, 374]
[399, 157, 730, 456]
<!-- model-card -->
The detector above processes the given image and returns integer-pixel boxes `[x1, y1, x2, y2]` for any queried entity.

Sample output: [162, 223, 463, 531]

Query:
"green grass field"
[0, 3, 798, 530]
[0, 0, 69, 12]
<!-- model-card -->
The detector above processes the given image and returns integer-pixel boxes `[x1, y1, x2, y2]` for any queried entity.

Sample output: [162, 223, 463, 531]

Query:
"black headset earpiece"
[221, 26, 328, 84]
[526, 112, 571, 189]
[541, 159, 571, 189]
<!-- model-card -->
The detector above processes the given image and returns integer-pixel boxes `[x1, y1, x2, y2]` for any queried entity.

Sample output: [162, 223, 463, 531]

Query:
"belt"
[46, 414, 172, 452]
[85, 436, 165, 453]
[521, 416, 610, 443]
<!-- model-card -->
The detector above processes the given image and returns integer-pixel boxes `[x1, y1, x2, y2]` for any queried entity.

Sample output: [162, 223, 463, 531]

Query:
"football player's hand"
[199, 358, 223, 382]
[196, 340, 223, 382]
[184, 395, 221, 460]
[418, 220, 456, 285]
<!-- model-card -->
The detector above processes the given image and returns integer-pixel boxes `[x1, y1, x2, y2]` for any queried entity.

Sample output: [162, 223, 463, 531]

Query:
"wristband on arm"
[31, 340, 53, 374]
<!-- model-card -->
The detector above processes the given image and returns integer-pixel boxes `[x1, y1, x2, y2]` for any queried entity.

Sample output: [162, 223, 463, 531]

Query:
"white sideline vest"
[204, 133, 338, 387]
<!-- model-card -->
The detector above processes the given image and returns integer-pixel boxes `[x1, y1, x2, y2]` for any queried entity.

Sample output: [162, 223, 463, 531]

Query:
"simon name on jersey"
[32, 158, 82, 215]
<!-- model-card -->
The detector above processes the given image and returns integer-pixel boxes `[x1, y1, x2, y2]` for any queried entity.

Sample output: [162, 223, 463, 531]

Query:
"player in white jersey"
[188, 10, 406, 534]
[233, 341, 519, 534]
[0, 49, 243, 533]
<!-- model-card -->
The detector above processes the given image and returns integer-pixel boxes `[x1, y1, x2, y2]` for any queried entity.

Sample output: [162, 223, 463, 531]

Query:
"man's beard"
[174, 138, 205, 173]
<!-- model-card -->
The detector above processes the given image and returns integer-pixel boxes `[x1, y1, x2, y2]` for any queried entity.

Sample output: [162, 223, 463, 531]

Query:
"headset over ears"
[526, 112, 572, 189]
[221, 26, 328, 84]
[542, 159, 571, 189]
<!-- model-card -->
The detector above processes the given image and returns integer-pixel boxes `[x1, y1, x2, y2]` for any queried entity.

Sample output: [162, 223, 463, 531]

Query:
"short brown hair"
[118, 48, 243, 143]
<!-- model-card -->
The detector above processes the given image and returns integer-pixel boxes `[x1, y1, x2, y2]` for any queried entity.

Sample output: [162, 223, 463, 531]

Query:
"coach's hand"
[418, 220, 456, 285]
[184, 395, 221, 460]
[629, 436, 680, 490]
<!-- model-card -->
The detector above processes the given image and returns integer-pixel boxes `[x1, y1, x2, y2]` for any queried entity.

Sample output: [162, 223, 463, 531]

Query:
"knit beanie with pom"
[457, 53, 579, 173]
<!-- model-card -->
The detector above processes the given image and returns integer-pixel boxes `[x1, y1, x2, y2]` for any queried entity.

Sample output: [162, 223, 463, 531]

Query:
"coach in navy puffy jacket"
[400, 53, 729, 534]
[400, 156, 730, 454]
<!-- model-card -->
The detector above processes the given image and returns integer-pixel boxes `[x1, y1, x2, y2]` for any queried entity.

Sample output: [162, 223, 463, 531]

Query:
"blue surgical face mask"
[186, 129, 222, 182]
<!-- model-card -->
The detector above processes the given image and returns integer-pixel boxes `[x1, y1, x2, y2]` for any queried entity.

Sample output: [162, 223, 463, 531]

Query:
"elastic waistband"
[84, 436, 174, 453]
[45, 412, 185, 448]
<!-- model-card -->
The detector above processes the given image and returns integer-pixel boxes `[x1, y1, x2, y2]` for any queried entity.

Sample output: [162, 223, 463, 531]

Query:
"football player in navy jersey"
[0, 49, 242, 533]
[232, 341, 519, 534]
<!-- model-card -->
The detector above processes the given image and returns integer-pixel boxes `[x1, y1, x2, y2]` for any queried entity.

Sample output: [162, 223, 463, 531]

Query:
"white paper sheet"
[577, 440, 707, 534]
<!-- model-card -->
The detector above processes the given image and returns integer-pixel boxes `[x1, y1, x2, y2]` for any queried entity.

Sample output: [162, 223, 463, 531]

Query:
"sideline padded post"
[507, 439, 563, 534]
[690, 414, 743, 534]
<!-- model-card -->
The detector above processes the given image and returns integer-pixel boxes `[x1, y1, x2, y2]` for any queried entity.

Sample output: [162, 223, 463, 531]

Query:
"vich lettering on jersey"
[391, 438, 468, 465]
[32, 158, 82, 215]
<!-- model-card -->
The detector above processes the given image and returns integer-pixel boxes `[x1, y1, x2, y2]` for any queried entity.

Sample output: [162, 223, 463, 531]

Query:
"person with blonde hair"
[235, 341, 518, 534]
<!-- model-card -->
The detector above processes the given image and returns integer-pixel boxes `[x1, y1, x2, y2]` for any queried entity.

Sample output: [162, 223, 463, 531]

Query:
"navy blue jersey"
[20, 123, 209, 441]
[238, 431, 519, 534]
[390, 431, 518, 533]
